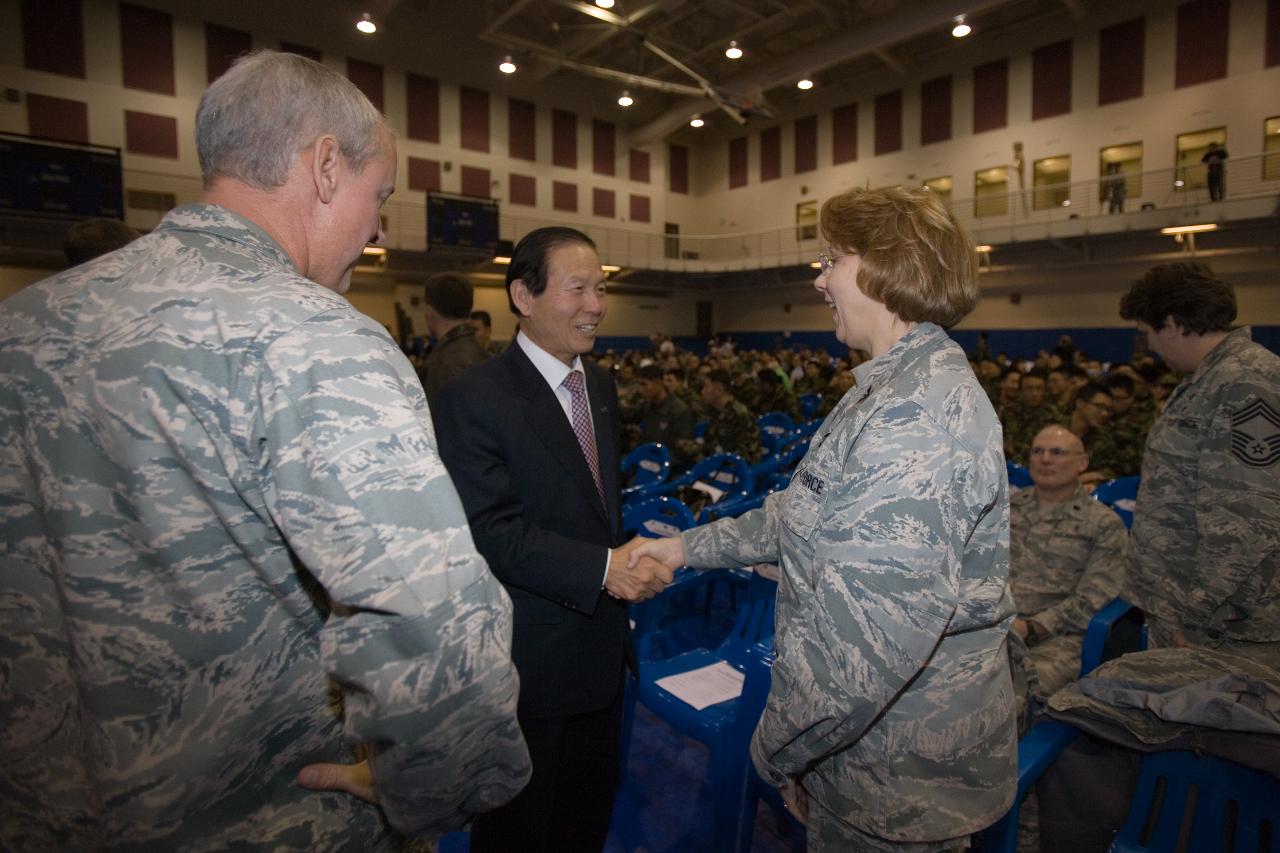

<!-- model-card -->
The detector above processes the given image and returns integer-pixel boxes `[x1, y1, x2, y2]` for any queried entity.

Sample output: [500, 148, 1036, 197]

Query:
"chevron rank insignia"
[1230, 398, 1280, 468]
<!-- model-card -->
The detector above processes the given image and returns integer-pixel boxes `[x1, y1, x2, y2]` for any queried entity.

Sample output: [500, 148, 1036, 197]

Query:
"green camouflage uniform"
[1100, 403, 1154, 479]
[681, 398, 763, 464]
[1129, 327, 1280, 664]
[1002, 401, 1065, 463]
[1010, 484, 1128, 699]
[0, 205, 529, 850]
[681, 324, 1016, 850]
[756, 385, 802, 422]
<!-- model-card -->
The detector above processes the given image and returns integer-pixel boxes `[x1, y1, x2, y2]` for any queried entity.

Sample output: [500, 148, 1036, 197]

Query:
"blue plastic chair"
[627, 585, 778, 853]
[1080, 596, 1148, 678]
[757, 412, 796, 455]
[620, 441, 671, 493]
[1007, 459, 1033, 490]
[693, 419, 709, 439]
[1092, 476, 1141, 529]
[799, 393, 821, 420]
[622, 494, 696, 541]
[792, 418, 822, 438]
[642, 452, 756, 506]
[749, 436, 809, 485]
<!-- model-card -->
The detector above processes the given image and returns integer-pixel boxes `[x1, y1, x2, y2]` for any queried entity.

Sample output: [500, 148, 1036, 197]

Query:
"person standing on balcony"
[1202, 141, 1229, 201]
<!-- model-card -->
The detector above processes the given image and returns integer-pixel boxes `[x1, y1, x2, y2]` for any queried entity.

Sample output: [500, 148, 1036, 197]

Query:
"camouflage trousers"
[807, 797, 965, 852]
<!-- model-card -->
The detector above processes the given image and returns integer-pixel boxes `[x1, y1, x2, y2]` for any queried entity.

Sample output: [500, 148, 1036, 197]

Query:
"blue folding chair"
[749, 436, 809, 486]
[644, 452, 755, 505]
[622, 494, 696, 541]
[1007, 459, 1033, 490]
[1092, 476, 1141, 529]
[626, 583, 779, 853]
[757, 412, 797, 455]
[799, 393, 821, 420]
[620, 442, 671, 501]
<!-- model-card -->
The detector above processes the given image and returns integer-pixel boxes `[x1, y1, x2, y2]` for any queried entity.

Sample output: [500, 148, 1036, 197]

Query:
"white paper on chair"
[654, 661, 745, 710]
[690, 480, 726, 503]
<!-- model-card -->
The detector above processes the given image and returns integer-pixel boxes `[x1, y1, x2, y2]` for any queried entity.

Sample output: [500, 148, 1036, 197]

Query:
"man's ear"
[510, 279, 534, 318]
[311, 135, 342, 204]
[1162, 315, 1188, 337]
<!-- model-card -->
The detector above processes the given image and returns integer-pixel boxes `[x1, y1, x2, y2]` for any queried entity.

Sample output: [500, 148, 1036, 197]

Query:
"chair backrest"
[621, 442, 671, 488]
[688, 452, 755, 500]
[622, 496, 696, 540]
[757, 411, 797, 453]
[749, 436, 810, 480]
[1092, 476, 1141, 529]
[1006, 460, 1033, 490]
[799, 393, 821, 419]
[693, 420, 709, 439]
[1112, 749, 1280, 853]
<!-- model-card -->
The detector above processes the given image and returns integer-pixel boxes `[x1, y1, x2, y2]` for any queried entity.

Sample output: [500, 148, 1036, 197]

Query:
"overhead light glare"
[1173, 178, 1185, 188]
[690, 115, 704, 128]
[595, 0, 615, 7]
[499, 55, 517, 74]
[951, 16, 971, 37]
[601, 264, 622, 272]
[492, 255, 512, 265]
[797, 78, 814, 90]
[617, 90, 634, 107]
[809, 261, 822, 269]
[974, 244, 993, 253]
[725, 40, 743, 60]
[362, 246, 387, 257]
[356, 12, 377, 34]
[1160, 223, 1218, 235]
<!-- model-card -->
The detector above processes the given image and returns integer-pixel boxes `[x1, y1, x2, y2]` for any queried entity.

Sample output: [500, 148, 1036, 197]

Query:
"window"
[975, 166, 1009, 217]
[795, 200, 818, 242]
[1174, 127, 1226, 190]
[923, 176, 952, 207]
[1099, 143, 1143, 201]
[1264, 118, 1280, 181]
[1033, 155, 1071, 210]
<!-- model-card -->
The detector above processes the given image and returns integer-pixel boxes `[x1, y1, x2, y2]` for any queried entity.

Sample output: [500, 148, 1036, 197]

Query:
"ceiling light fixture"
[493, 255, 512, 265]
[974, 244, 993, 253]
[356, 12, 377, 34]
[601, 264, 622, 272]
[595, 0, 615, 7]
[361, 246, 387, 257]
[951, 16, 971, 37]
[690, 115, 704, 128]
[725, 40, 743, 60]
[797, 77, 814, 90]
[1160, 223, 1218, 235]
[617, 90, 634, 107]
[499, 55, 517, 74]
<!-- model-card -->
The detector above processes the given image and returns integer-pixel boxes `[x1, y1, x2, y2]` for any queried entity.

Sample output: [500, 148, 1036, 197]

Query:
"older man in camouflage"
[1120, 262, 1280, 664]
[1011, 425, 1127, 702]
[0, 51, 528, 850]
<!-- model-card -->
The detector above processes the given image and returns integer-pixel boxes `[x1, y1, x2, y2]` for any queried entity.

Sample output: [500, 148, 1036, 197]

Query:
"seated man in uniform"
[1011, 425, 1128, 705]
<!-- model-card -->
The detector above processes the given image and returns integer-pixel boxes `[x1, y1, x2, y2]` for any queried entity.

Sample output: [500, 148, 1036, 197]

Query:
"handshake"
[605, 534, 688, 603]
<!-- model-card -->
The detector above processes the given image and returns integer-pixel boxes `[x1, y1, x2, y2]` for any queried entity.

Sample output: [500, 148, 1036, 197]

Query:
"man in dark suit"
[431, 226, 672, 853]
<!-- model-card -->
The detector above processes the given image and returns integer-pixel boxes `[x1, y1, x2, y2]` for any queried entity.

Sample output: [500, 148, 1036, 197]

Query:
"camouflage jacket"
[693, 398, 763, 464]
[0, 204, 529, 851]
[1010, 484, 1127, 636]
[681, 323, 1016, 842]
[1129, 327, 1280, 651]
[1002, 400, 1065, 462]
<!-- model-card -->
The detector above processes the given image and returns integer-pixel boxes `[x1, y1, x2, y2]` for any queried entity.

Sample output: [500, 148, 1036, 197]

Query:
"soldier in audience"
[664, 367, 704, 419]
[817, 368, 855, 418]
[755, 367, 802, 422]
[1011, 425, 1128, 703]
[794, 359, 826, 396]
[1066, 382, 1118, 485]
[629, 363, 695, 464]
[418, 272, 486, 403]
[1046, 365, 1073, 411]
[1120, 261, 1279, 663]
[995, 367, 1023, 418]
[0, 50, 528, 849]
[1102, 373, 1151, 477]
[1003, 368, 1055, 461]
[469, 309, 507, 356]
[676, 368, 763, 463]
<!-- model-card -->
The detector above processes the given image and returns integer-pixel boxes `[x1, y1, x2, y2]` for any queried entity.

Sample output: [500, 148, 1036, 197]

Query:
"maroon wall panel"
[794, 115, 817, 173]
[23, 0, 85, 78]
[629, 194, 650, 223]
[407, 157, 441, 192]
[1032, 40, 1073, 120]
[120, 3, 175, 95]
[205, 23, 251, 84]
[459, 86, 490, 153]
[592, 120, 616, 176]
[1098, 18, 1145, 105]
[874, 90, 902, 155]
[509, 173, 536, 206]
[1268, 0, 1280, 67]
[1176, 0, 1230, 87]
[508, 98, 536, 161]
[630, 149, 650, 183]
[124, 110, 178, 157]
[461, 166, 490, 198]
[832, 103, 858, 164]
[593, 188, 615, 218]
[553, 180, 577, 212]
[280, 42, 321, 62]
[552, 110, 577, 168]
[406, 73, 440, 142]
[920, 75, 952, 145]
[728, 136, 748, 188]
[27, 94, 89, 144]
[973, 58, 1009, 133]
[760, 126, 781, 182]
[669, 143, 688, 194]
[341, 59, 381, 113]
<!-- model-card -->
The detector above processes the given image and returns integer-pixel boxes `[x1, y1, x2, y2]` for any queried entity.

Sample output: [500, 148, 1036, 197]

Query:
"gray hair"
[196, 50, 386, 189]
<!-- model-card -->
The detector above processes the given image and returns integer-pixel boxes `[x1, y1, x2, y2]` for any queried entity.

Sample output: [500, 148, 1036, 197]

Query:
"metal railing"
[120, 150, 1279, 273]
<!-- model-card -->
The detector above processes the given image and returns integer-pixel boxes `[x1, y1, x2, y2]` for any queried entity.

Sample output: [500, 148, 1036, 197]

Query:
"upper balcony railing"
[121, 151, 1278, 274]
